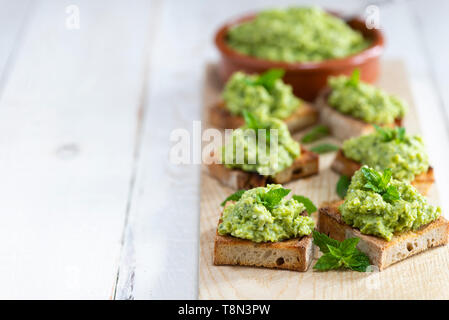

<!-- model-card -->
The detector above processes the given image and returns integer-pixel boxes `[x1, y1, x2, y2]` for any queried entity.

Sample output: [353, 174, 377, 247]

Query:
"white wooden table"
[0, 0, 448, 299]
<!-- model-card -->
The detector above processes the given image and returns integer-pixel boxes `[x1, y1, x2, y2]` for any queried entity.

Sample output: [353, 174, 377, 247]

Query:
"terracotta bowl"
[214, 12, 384, 101]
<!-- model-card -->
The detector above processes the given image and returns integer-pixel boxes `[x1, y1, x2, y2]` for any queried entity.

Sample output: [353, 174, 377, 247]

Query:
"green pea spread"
[342, 128, 429, 181]
[340, 167, 441, 241]
[328, 74, 408, 124]
[218, 185, 315, 242]
[226, 7, 370, 62]
[222, 71, 300, 119]
[222, 115, 300, 176]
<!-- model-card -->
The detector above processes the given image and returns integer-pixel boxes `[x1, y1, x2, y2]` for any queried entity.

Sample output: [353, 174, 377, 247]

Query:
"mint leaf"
[380, 168, 392, 189]
[382, 185, 401, 202]
[313, 231, 371, 272]
[396, 127, 406, 142]
[339, 237, 359, 255]
[241, 110, 271, 142]
[313, 253, 341, 271]
[346, 251, 371, 272]
[301, 125, 330, 143]
[310, 143, 339, 154]
[327, 245, 342, 257]
[312, 230, 341, 254]
[254, 69, 285, 91]
[292, 195, 317, 215]
[361, 166, 382, 188]
[221, 190, 245, 206]
[242, 110, 261, 130]
[347, 68, 360, 87]
[259, 187, 291, 211]
[336, 175, 351, 199]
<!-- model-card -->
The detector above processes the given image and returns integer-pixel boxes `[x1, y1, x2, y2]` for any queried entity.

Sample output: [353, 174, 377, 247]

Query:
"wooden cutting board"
[198, 60, 448, 299]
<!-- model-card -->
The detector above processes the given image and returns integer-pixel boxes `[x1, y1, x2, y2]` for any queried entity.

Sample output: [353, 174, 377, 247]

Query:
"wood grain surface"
[198, 60, 448, 300]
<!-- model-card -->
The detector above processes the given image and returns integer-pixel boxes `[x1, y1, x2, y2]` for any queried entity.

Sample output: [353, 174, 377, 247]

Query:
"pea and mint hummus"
[226, 7, 370, 62]
[340, 167, 441, 241]
[218, 185, 315, 242]
[328, 73, 408, 124]
[222, 115, 300, 176]
[223, 71, 301, 119]
[342, 127, 429, 181]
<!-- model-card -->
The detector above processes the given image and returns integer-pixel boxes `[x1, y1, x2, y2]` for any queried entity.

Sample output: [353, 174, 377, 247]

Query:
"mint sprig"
[242, 110, 270, 142]
[310, 143, 339, 154]
[254, 69, 285, 91]
[292, 195, 317, 216]
[258, 187, 291, 211]
[242, 110, 262, 130]
[221, 190, 245, 206]
[361, 167, 401, 202]
[301, 125, 330, 143]
[347, 68, 360, 87]
[374, 125, 406, 143]
[312, 231, 371, 272]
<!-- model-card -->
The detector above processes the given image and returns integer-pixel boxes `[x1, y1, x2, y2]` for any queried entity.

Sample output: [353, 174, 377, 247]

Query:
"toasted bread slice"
[331, 149, 435, 195]
[318, 200, 449, 270]
[315, 89, 402, 141]
[214, 210, 314, 272]
[209, 101, 319, 133]
[207, 146, 319, 189]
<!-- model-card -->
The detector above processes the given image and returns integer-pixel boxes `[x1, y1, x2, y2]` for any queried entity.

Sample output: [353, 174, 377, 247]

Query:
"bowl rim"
[214, 11, 385, 71]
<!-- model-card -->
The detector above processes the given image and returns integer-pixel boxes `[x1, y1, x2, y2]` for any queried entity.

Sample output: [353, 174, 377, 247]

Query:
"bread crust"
[207, 146, 319, 189]
[318, 201, 449, 270]
[214, 210, 314, 272]
[208, 101, 319, 133]
[315, 88, 402, 141]
[331, 149, 435, 195]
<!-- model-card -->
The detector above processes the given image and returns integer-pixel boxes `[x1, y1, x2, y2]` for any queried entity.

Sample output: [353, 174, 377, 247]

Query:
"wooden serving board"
[198, 60, 449, 299]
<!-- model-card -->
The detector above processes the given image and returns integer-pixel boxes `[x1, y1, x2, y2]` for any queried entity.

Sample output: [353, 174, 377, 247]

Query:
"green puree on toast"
[222, 112, 300, 176]
[222, 69, 301, 119]
[342, 126, 429, 181]
[340, 167, 441, 241]
[328, 70, 408, 124]
[218, 185, 315, 242]
[227, 7, 370, 62]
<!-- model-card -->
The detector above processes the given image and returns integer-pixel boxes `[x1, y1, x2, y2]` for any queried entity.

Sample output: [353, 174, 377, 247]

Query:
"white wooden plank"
[0, 0, 152, 298]
[0, 0, 32, 90]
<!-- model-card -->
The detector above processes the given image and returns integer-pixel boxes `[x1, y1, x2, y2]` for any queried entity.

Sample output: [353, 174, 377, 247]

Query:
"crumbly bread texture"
[208, 101, 319, 133]
[207, 146, 319, 190]
[331, 149, 435, 195]
[318, 200, 449, 270]
[214, 211, 314, 272]
[315, 89, 402, 141]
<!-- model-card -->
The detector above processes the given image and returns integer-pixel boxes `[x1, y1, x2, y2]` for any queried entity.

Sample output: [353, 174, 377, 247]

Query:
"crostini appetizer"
[209, 69, 318, 133]
[208, 112, 319, 189]
[214, 185, 316, 271]
[316, 69, 408, 140]
[318, 166, 448, 270]
[331, 126, 434, 195]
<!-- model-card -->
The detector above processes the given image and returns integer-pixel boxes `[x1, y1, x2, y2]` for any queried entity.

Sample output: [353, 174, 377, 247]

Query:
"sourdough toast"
[315, 89, 402, 141]
[318, 200, 449, 270]
[331, 149, 435, 195]
[207, 146, 319, 189]
[209, 101, 319, 133]
[214, 210, 314, 272]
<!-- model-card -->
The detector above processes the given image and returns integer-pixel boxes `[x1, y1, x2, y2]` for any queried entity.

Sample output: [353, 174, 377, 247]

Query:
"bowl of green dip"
[215, 7, 384, 101]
